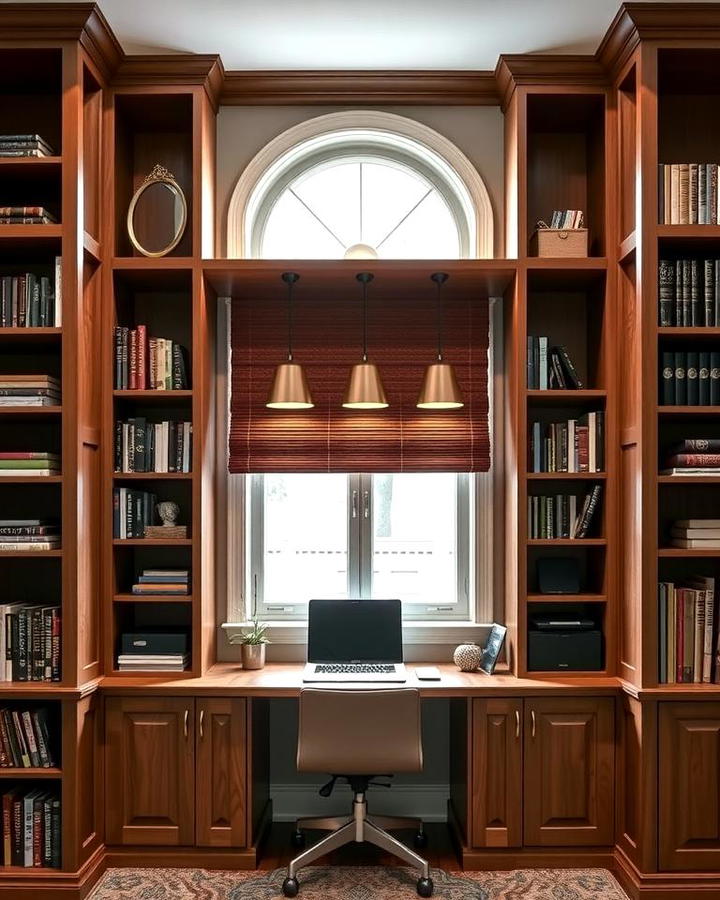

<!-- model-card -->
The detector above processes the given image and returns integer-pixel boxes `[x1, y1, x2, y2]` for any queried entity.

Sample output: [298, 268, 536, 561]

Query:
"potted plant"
[228, 618, 270, 670]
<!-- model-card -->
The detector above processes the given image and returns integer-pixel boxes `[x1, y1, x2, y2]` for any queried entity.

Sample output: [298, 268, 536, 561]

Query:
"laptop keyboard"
[314, 664, 396, 674]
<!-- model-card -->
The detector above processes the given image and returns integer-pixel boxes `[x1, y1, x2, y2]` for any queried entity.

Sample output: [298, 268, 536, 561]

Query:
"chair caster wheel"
[417, 876, 433, 897]
[291, 829, 306, 848]
[282, 876, 300, 897]
[413, 830, 428, 849]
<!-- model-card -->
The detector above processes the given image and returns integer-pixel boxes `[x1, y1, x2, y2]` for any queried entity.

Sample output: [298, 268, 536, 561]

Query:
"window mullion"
[348, 474, 362, 598]
[359, 473, 373, 599]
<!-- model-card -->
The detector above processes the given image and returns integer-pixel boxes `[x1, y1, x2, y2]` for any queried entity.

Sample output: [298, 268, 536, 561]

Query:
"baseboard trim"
[459, 845, 616, 871]
[270, 782, 449, 823]
[0, 842, 106, 899]
[104, 846, 259, 870]
[614, 847, 720, 899]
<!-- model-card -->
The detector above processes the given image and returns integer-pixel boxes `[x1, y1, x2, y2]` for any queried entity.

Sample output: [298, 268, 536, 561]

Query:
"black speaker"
[537, 557, 581, 594]
[528, 621, 603, 671]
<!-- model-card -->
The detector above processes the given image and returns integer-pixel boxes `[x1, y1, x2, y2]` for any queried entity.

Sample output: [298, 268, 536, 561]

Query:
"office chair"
[281, 688, 433, 898]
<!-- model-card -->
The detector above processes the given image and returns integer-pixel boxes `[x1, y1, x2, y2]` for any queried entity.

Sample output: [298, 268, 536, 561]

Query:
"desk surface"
[100, 663, 623, 696]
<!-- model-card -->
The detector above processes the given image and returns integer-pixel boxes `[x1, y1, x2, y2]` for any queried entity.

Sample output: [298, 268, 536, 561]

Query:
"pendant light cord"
[432, 272, 449, 362]
[281, 271, 300, 363]
[357, 272, 374, 362]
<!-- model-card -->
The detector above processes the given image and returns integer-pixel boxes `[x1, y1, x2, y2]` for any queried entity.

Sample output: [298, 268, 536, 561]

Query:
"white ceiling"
[8, 0, 690, 70]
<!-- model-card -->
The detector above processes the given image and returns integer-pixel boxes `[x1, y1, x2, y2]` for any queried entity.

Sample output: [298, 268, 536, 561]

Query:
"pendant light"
[342, 272, 388, 409]
[417, 272, 464, 409]
[266, 271, 314, 409]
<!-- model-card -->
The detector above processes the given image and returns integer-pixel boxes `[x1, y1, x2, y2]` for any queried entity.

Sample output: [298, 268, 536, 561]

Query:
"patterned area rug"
[89, 866, 629, 899]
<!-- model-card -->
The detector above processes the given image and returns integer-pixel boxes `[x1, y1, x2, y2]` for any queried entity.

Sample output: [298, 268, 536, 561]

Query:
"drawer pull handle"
[184, 709, 189, 739]
[199, 709, 204, 740]
[531, 709, 536, 738]
[515, 709, 520, 739]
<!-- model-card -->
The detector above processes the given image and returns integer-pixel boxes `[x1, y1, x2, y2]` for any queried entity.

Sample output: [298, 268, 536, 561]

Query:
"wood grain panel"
[472, 698, 522, 848]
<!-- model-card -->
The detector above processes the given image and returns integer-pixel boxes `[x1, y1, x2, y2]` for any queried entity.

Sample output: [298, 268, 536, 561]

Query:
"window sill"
[221, 620, 493, 646]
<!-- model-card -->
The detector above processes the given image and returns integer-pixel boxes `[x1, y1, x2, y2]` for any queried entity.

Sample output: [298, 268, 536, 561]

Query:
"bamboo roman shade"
[229, 284, 490, 473]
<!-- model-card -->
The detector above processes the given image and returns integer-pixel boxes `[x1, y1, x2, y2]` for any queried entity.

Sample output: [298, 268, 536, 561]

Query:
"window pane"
[261, 474, 348, 605]
[371, 473, 459, 605]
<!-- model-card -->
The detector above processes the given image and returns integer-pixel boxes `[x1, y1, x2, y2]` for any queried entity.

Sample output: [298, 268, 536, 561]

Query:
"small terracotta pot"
[240, 643, 266, 670]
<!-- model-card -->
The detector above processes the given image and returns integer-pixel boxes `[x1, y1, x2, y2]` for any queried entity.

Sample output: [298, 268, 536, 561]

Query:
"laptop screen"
[307, 599, 403, 663]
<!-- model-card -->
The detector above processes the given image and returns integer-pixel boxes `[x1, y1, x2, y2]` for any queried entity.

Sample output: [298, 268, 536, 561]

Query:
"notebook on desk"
[302, 598, 407, 683]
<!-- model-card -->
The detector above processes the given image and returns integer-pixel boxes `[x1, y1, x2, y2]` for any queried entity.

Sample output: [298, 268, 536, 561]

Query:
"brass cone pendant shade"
[267, 362, 314, 409]
[343, 272, 389, 409]
[343, 361, 388, 409]
[417, 361, 464, 409]
[266, 272, 314, 410]
[417, 272, 464, 409]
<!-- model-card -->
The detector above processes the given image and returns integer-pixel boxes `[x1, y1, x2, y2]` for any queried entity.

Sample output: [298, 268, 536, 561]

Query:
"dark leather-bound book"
[661, 351, 675, 405]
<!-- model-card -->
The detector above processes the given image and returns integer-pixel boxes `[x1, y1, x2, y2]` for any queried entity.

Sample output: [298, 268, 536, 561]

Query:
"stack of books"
[1, 786, 61, 867]
[0, 520, 60, 553]
[117, 632, 189, 672]
[0, 134, 55, 159]
[0, 453, 60, 478]
[658, 575, 719, 683]
[0, 602, 61, 682]
[660, 350, 720, 405]
[658, 163, 720, 224]
[117, 653, 190, 673]
[658, 257, 720, 327]
[530, 411, 604, 472]
[131, 568, 190, 596]
[669, 518, 720, 549]
[112, 488, 157, 539]
[661, 440, 720, 476]
[548, 210, 584, 229]
[0, 707, 55, 768]
[526, 339, 582, 390]
[115, 418, 192, 473]
[0, 375, 60, 408]
[0, 206, 56, 225]
[0, 266, 61, 328]
[113, 325, 189, 390]
[527, 484, 602, 539]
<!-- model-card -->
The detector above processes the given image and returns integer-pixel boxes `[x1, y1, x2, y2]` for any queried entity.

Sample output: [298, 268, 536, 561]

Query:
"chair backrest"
[297, 688, 423, 774]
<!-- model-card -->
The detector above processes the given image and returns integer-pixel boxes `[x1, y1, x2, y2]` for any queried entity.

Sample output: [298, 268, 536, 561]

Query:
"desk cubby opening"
[527, 545, 607, 596]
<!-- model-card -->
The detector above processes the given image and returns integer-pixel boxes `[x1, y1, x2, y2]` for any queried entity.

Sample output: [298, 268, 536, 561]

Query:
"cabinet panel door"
[472, 698, 522, 848]
[659, 703, 720, 871]
[105, 697, 195, 846]
[524, 697, 614, 846]
[196, 698, 247, 847]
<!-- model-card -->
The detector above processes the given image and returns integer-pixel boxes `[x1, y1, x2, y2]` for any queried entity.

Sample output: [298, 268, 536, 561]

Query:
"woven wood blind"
[229, 288, 490, 473]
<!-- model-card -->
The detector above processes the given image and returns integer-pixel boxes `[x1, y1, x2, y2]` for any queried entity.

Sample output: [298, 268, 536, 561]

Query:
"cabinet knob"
[515, 708, 520, 739]
[531, 709, 536, 738]
[184, 709, 189, 739]
[199, 708, 204, 740]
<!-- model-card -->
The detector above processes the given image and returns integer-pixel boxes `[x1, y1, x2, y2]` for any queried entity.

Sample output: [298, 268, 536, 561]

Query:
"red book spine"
[129, 329, 137, 391]
[2, 793, 12, 865]
[137, 324, 147, 390]
[32, 802, 42, 867]
[668, 453, 720, 467]
[576, 425, 589, 472]
[0, 712, 10, 767]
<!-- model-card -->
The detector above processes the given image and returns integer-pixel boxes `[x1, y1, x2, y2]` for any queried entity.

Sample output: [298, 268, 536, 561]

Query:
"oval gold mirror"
[127, 164, 187, 258]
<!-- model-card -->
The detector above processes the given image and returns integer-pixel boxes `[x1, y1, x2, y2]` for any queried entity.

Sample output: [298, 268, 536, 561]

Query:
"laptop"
[302, 598, 407, 683]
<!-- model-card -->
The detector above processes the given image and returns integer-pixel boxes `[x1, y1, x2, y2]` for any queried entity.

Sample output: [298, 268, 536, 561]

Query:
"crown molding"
[114, 54, 225, 110]
[495, 55, 607, 111]
[220, 70, 499, 106]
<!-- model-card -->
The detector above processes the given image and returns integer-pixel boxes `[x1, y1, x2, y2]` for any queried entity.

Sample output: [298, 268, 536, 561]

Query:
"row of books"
[527, 338, 583, 390]
[0, 134, 55, 159]
[0, 708, 55, 768]
[661, 439, 720, 476]
[131, 568, 190, 596]
[530, 412, 604, 473]
[115, 419, 192, 474]
[0, 604, 61, 683]
[0, 520, 60, 554]
[2, 787, 61, 868]
[660, 351, 720, 406]
[658, 163, 720, 224]
[527, 485, 602, 540]
[112, 488, 158, 539]
[658, 258, 720, 327]
[669, 519, 720, 550]
[0, 206, 56, 226]
[0, 375, 60, 409]
[117, 653, 189, 672]
[0, 453, 60, 478]
[0, 265, 62, 328]
[113, 326, 189, 391]
[658, 575, 720, 683]
[547, 210, 584, 229]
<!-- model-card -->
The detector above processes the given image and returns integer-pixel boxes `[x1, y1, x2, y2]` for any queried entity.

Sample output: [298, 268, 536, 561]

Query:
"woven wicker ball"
[453, 642, 483, 672]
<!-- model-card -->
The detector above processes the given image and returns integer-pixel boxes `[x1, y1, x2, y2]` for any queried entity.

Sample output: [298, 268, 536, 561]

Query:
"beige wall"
[216, 104, 505, 257]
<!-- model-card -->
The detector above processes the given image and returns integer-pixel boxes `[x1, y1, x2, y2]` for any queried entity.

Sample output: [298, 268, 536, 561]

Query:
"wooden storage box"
[530, 227, 588, 258]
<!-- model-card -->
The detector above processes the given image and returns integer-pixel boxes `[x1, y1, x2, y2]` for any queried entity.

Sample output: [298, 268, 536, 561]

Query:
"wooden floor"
[259, 822, 459, 871]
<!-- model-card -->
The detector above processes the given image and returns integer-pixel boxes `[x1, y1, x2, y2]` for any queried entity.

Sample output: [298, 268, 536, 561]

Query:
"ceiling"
[7, 0, 689, 70]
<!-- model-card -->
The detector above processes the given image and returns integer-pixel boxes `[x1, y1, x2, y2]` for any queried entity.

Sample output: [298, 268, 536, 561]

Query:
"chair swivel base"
[282, 791, 433, 897]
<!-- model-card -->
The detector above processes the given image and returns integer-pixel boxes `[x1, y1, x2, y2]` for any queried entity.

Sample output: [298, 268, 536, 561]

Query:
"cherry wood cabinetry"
[523, 697, 614, 846]
[659, 702, 720, 871]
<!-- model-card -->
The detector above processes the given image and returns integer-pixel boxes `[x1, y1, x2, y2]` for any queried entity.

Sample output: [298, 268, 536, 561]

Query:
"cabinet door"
[524, 697, 614, 846]
[105, 697, 195, 846]
[471, 698, 522, 848]
[659, 703, 720, 871]
[196, 698, 247, 847]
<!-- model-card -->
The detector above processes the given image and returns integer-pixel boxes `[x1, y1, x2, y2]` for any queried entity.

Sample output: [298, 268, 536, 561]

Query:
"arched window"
[227, 111, 493, 259]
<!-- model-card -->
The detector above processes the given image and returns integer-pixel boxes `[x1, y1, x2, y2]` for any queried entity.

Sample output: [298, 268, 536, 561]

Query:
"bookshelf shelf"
[658, 547, 720, 557]
[113, 593, 192, 603]
[112, 472, 192, 481]
[657, 224, 720, 239]
[526, 594, 607, 604]
[0, 327, 62, 341]
[657, 327, 720, 337]
[527, 538, 607, 547]
[0, 225, 62, 240]
[0, 155, 61, 169]
[0, 475, 62, 484]
[0, 549, 62, 558]
[658, 475, 720, 484]
[0, 406, 61, 417]
[112, 390, 193, 401]
[112, 539, 193, 547]
[112, 257, 195, 272]
[527, 389, 607, 404]
[0, 767, 62, 779]
[527, 472, 607, 480]
[658, 405, 720, 416]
